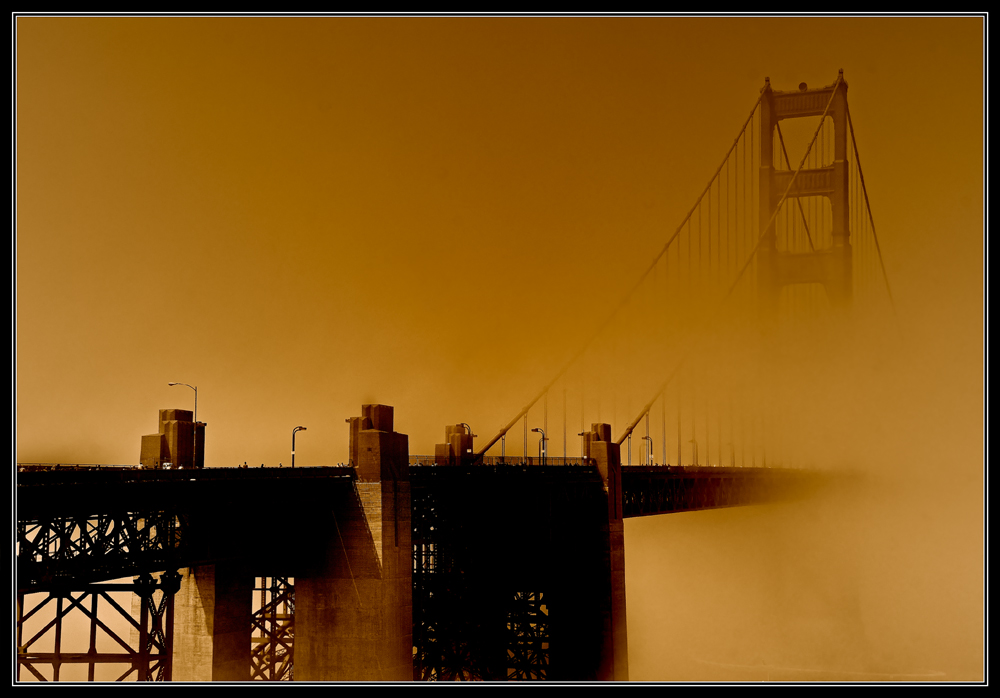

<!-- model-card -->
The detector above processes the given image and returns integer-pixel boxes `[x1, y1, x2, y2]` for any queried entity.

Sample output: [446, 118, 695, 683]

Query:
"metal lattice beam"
[250, 576, 294, 681]
[17, 511, 184, 593]
[410, 465, 609, 681]
[16, 572, 180, 682]
[507, 591, 549, 680]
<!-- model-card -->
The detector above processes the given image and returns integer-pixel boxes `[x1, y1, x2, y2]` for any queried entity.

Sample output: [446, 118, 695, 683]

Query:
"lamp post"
[530, 427, 547, 465]
[168, 382, 197, 422]
[168, 382, 198, 468]
[292, 426, 307, 468]
[459, 423, 477, 464]
[644, 412, 650, 465]
[523, 415, 527, 466]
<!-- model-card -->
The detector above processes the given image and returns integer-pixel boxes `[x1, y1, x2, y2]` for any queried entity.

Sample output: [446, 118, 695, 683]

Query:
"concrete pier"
[583, 423, 629, 681]
[294, 404, 412, 681]
[172, 564, 252, 681]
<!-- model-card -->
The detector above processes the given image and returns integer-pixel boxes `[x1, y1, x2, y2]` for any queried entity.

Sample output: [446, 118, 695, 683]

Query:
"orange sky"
[16, 17, 982, 467]
[15, 16, 984, 681]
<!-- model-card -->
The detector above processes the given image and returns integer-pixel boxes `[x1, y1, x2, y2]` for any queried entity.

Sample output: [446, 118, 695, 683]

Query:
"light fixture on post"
[459, 423, 477, 461]
[643, 435, 654, 465]
[530, 427, 547, 465]
[168, 382, 198, 468]
[645, 412, 651, 465]
[292, 426, 307, 468]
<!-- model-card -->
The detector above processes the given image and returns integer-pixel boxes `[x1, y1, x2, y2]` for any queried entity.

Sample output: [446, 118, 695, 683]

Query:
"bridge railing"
[17, 463, 141, 472]
[409, 455, 596, 467]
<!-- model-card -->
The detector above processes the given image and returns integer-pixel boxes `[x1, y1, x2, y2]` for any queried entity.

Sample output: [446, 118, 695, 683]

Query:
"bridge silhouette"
[16, 72, 893, 682]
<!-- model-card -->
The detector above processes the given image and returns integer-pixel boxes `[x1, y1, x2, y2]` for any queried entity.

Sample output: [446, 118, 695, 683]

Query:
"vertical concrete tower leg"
[756, 73, 853, 327]
[757, 78, 779, 332]
[586, 423, 629, 681]
[295, 404, 412, 681]
[171, 564, 252, 681]
[829, 72, 853, 310]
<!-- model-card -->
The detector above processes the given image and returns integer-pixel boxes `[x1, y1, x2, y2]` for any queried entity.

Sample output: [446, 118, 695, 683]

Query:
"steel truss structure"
[16, 571, 181, 682]
[251, 576, 295, 681]
[411, 465, 609, 681]
[412, 478, 483, 680]
[506, 591, 549, 680]
[15, 463, 816, 682]
[17, 510, 183, 591]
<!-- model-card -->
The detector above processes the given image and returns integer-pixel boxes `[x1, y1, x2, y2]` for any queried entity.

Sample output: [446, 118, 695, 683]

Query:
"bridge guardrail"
[409, 455, 596, 467]
[17, 463, 141, 472]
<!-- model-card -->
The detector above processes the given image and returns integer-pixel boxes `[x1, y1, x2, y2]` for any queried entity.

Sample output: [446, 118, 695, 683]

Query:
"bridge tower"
[757, 71, 852, 326]
[295, 404, 412, 681]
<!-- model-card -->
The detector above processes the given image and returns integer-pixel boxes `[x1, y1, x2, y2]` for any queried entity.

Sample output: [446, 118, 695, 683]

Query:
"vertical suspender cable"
[613, 75, 844, 447]
[848, 109, 895, 314]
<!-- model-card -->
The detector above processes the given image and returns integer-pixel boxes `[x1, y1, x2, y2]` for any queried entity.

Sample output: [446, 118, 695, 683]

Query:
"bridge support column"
[171, 564, 252, 681]
[757, 74, 853, 329]
[583, 423, 629, 681]
[295, 404, 412, 681]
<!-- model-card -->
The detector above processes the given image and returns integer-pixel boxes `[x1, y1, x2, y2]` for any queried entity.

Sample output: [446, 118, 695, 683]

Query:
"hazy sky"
[15, 16, 983, 681]
[16, 15, 983, 466]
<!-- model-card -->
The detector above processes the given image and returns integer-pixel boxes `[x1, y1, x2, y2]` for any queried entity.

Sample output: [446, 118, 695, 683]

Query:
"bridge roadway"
[16, 461, 810, 593]
[17, 448, 816, 681]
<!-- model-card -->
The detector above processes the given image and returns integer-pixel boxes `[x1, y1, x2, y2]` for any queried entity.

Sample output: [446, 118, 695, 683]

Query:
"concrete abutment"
[168, 406, 627, 681]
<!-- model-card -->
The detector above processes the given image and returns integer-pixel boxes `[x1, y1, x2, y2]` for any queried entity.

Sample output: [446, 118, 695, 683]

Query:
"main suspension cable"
[477, 92, 765, 456]
[847, 108, 896, 315]
[615, 74, 844, 447]
[776, 122, 816, 252]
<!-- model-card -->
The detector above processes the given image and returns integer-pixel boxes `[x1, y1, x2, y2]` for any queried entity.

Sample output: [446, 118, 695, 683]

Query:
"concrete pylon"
[140, 408, 206, 469]
[582, 423, 628, 681]
[170, 564, 253, 681]
[757, 73, 852, 330]
[434, 424, 475, 466]
[295, 404, 412, 681]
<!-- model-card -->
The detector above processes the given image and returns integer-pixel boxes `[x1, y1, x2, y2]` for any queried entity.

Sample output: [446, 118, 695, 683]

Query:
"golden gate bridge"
[16, 71, 894, 682]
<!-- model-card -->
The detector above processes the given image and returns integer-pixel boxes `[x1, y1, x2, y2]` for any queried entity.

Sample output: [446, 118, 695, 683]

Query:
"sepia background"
[16, 16, 983, 681]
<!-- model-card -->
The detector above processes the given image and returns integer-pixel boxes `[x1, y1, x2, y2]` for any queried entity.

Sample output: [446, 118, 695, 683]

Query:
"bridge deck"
[621, 465, 818, 517]
[17, 463, 814, 592]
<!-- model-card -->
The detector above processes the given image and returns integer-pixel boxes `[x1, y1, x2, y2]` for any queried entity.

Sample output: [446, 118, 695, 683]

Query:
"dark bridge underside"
[17, 463, 817, 682]
[409, 464, 610, 680]
[620, 465, 817, 517]
[16, 464, 811, 593]
[16, 467, 357, 593]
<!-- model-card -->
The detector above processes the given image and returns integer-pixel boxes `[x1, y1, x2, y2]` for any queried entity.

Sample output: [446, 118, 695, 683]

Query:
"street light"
[644, 412, 651, 466]
[292, 426, 307, 468]
[459, 423, 477, 463]
[167, 382, 197, 423]
[530, 427, 547, 464]
[169, 382, 198, 468]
